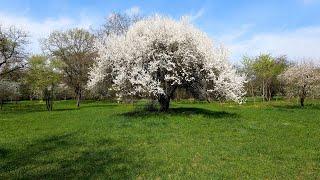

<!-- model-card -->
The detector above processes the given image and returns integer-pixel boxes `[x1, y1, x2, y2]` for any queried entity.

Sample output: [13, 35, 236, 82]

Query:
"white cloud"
[223, 26, 320, 62]
[184, 8, 205, 22]
[0, 11, 96, 53]
[2, 9, 319, 64]
[125, 6, 141, 16]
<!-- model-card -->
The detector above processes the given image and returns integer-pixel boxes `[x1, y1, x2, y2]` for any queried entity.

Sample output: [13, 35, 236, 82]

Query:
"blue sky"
[1, 0, 320, 62]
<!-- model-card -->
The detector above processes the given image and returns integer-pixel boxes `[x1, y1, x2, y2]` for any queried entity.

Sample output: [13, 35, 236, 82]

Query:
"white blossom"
[279, 62, 320, 101]
[0, 80, 19, 101]
[88, 15, 246, 105]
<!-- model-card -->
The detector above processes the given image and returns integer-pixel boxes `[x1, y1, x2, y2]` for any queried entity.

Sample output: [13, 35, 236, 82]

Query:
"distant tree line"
[0, 12, 135, 110]
[240, 54, 320, 106]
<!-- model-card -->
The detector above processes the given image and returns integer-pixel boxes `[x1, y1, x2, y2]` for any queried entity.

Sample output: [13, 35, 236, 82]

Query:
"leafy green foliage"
[25, 55, 61, 110]
[241, 54, 289, 101]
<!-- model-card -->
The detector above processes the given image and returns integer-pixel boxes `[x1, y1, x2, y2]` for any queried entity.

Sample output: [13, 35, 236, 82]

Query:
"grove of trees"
[0, 12, 319, 110]
[241, 54, 290, 101]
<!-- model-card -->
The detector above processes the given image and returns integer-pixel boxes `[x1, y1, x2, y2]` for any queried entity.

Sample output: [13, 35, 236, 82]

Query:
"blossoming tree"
[88, 16, 246, 111]
[0, 80, 19, 110]
[279, 62, 320, 107]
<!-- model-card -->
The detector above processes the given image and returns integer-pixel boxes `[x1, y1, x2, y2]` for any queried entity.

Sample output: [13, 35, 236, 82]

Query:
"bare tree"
[97, 12, 142, 37]
[43, 28, 97, 107]
[89, 12, 142, 100]
[0, 25, 28, 78]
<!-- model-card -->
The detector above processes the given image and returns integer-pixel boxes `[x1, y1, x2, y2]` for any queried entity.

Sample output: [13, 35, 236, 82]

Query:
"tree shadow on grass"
[0, 148, 10, 158]
[0, 103, 118, 114]
[0, 103, 47, 113]
[79, 104, 118, 109]
[0, 133, 146, 179]
[121, 107, 239, 119]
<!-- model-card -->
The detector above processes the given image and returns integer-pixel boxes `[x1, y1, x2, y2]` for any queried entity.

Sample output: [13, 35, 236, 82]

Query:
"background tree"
[0, 25, 28, 79]
[88, 16, 245, 111]
[241, 54, 289, 101]
[0, 79, 19, 110]
[43, 28, 97, 107]
[98, 12, 142, 37]
[240, 56, 257, 101]
[25, 55, 61, 111]
[279, 62, 320, 107]
[90, 12, 143, 100]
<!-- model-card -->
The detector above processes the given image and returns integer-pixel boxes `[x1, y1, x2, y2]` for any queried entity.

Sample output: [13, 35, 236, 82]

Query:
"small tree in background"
[0, 80, 19, 110]
[279, 62, 320, 107]
[88, 15, 246, 111]
[43, 28, 97, 107]
[25, 55, 61, 111]
[98, 12, 142, 37]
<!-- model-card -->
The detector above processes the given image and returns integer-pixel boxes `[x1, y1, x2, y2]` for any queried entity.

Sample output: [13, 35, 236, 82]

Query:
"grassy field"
[0, 99, 320, 179]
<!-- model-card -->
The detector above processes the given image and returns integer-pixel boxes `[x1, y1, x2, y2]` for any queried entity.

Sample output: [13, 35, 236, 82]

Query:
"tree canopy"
[43, 28, 97, 107]
[88, 16, 245, 111]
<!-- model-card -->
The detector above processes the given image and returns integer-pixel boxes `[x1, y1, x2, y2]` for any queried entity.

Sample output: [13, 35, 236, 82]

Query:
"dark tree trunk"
[262, 80, 265, 102]
[44, 87, 54, 111]
[300, 97, 305, 107]
[0, 99, 3, 110]
[158, 84, 178, 112]
[158, 95, 170, 112]
[76, 90, 81, 108]
[300, 86, 307, 107]
[50, 85, 54, 111]
[45, 95, 52, 111]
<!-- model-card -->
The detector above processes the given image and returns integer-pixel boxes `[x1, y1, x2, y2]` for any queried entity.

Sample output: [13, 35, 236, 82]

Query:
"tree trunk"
[45, 96, 52, 111]
[250, 82, 255, 103]
[158, 95, 170, 112]
[300, 97, 305, 107]
[268, 86, 271, 101]
[300, 86, 307, 107]
[76, 91, 81, 108]
[44, 88, 53, 111]
[50, 85, 54, 111]
[262, 80, 265, 102]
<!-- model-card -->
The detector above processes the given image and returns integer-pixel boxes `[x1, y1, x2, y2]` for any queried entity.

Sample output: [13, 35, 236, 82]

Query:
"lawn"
[0, 100, 320, 179]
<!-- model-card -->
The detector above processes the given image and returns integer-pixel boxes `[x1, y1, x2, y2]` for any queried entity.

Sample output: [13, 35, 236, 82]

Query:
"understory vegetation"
[0, 99, 319, 179]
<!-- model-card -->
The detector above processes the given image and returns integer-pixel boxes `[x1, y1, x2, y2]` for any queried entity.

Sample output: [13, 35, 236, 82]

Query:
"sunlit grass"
[0, 99, 319, 178]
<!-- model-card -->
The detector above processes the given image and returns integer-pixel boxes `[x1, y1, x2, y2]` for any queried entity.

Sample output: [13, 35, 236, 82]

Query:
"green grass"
[0, 99, 320, 179]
